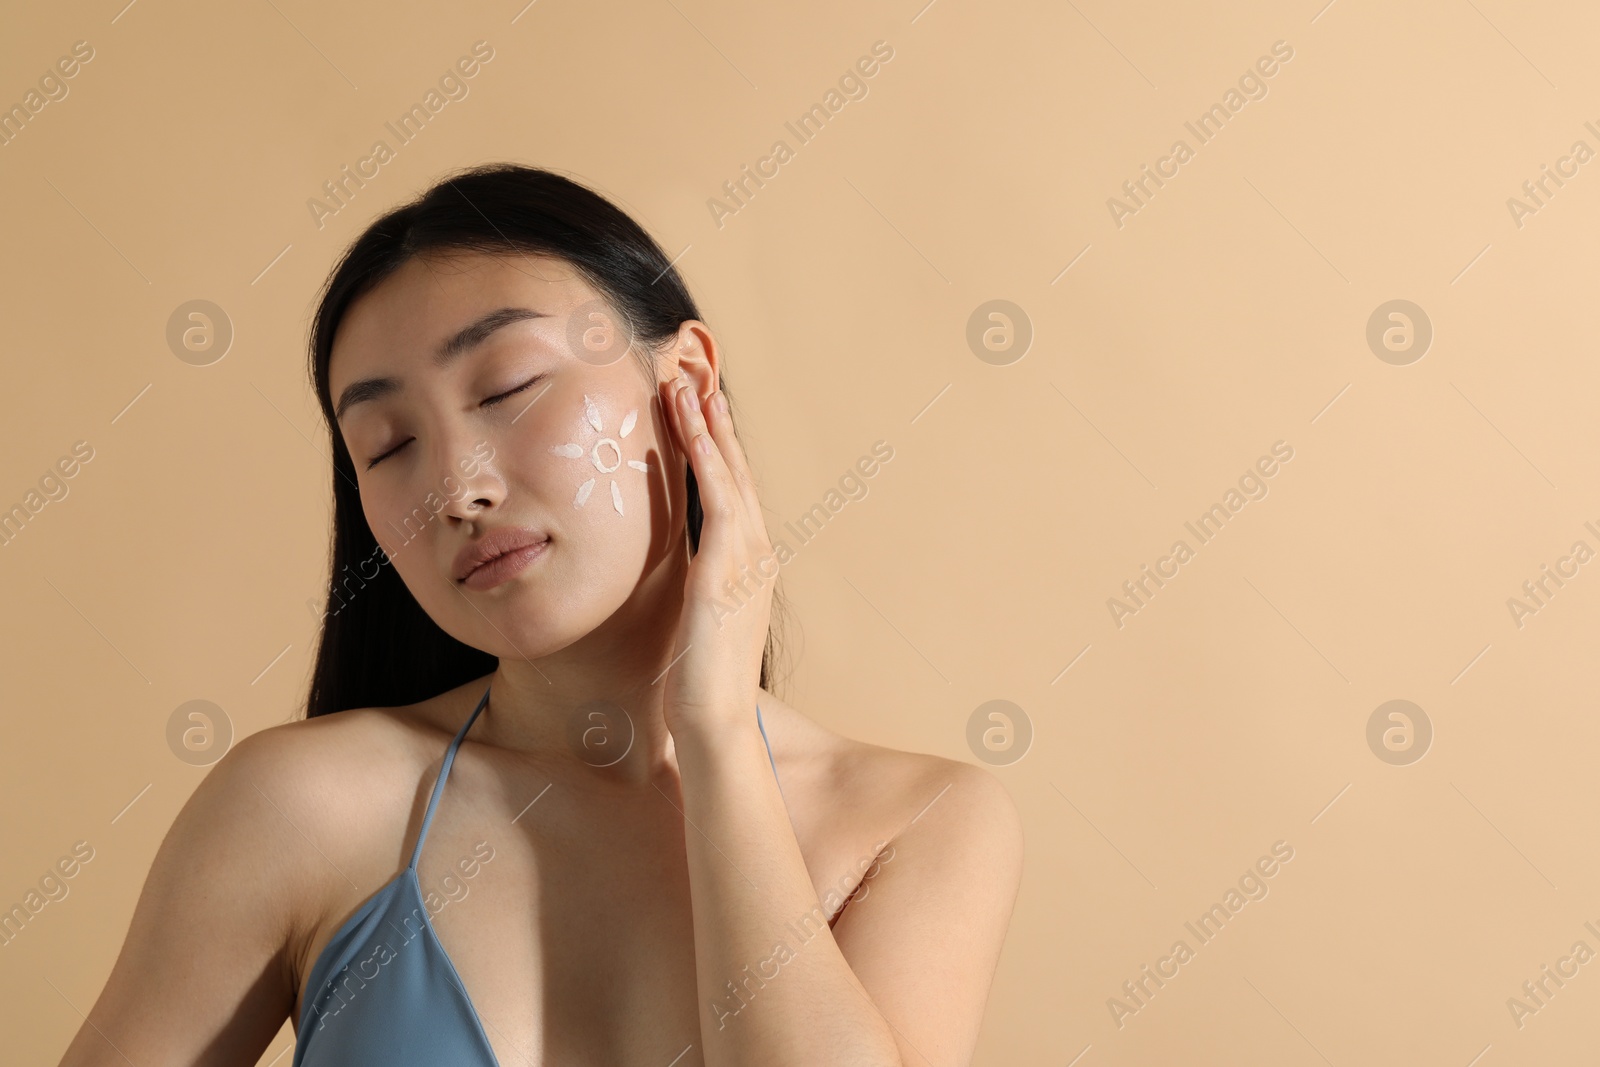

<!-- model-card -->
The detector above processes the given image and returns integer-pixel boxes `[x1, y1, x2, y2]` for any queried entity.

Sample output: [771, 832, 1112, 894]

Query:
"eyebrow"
[333, 306, 549, 422]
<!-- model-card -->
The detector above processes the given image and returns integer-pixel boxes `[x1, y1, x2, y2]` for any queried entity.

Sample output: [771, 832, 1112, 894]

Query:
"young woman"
[60, 163, 1023, 1067]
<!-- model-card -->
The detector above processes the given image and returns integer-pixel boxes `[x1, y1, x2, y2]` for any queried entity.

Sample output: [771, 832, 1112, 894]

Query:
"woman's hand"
[658, 367, 775, 738]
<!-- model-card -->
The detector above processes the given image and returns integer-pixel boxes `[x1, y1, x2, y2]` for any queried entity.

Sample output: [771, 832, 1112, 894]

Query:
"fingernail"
[713, 393, 728, 414]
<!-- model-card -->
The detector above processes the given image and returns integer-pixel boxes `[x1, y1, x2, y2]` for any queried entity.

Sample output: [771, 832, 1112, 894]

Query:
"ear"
[658, 320, 721, 405]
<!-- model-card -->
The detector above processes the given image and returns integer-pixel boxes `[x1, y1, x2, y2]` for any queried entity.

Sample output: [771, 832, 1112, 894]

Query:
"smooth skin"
[58, 250, 1023, 1067]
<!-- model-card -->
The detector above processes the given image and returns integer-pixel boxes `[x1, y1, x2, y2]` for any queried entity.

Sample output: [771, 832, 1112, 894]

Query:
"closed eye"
[365, 438, 411, 470]
[366, 375, 547, 470]
[482, 374, 545, 408]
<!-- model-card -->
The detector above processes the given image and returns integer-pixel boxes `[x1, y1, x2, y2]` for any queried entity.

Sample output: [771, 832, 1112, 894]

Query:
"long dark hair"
[302, 162, 786, 718]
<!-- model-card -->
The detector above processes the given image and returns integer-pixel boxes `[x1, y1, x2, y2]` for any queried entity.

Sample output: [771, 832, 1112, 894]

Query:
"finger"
[702, 389, 766, 541]
[658, 375, 692, 459]
[674, 378, 743, 535]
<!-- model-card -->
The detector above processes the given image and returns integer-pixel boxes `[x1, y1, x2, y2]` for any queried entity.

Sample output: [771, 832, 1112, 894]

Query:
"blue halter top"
[292, 684, 779, 1066]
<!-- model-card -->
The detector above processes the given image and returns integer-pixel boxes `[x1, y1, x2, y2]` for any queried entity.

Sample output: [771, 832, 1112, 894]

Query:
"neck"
[467, 546, 690, 786]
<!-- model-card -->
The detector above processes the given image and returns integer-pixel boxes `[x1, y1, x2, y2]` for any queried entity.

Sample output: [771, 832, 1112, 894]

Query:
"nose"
[437, 435, 504, 522]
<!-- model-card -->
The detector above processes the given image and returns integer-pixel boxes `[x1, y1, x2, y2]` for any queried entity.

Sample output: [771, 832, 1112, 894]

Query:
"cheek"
[360, 487, 414, 554]
[531, 390, 660, 523]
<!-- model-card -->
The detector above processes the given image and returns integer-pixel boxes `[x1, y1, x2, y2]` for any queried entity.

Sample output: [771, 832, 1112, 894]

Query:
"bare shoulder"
[229, 698, 441, 803]
[755, 692, 1023, 871]
[212, 684, 483, 957]
[232, 675, 492, 810]
[56, 692, 464, 1065]
[751, 706, 1023, 1066]
[173, 702, 429, 879]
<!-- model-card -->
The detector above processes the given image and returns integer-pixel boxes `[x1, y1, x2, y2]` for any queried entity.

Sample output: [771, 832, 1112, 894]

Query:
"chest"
[294, 762, 885, 1066]
[411, 801, 707, 1065]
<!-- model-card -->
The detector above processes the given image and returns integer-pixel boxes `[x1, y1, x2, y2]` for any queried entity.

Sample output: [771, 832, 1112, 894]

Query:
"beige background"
[3, 0, 1597, 1063]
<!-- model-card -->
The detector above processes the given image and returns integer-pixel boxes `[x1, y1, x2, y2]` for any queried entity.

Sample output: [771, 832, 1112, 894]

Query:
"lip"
[453, 526, 550, 589]
[461, 539, 549, 590]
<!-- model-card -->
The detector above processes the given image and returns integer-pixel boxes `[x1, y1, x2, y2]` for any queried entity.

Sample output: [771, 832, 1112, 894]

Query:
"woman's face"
[327, 250, 694, 660]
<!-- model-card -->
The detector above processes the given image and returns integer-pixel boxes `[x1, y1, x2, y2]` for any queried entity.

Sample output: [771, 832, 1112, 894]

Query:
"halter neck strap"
[407, 683, 492, 872]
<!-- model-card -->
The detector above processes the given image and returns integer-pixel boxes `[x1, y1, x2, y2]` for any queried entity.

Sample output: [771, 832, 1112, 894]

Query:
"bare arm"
[674, 717, 906, 1065]
[657, 366, 1024, 1063]
[828, 762, 1025, 1066]
[676, 717, 1024, 1066]
[57, 727, 318, 1066]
